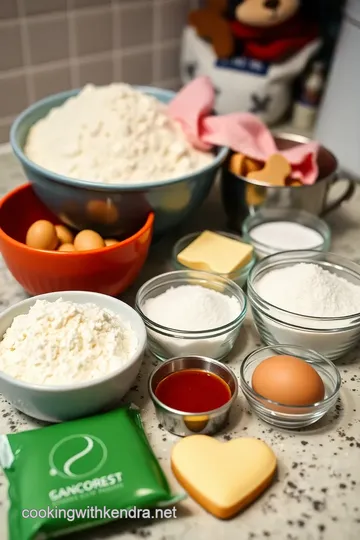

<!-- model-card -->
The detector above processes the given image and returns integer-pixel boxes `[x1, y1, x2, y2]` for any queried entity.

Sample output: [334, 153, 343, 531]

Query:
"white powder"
[0, 299, 138, 386]
[142, 285, 242, 359]
[249, 222, 323, 253]
[256, 263, 360, 318]
[143, 285, 240, 331]
[25, 83, 213, 184]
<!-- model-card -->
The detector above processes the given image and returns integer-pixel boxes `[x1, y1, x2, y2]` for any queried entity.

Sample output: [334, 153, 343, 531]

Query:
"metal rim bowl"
[221, 132, 355, 232]
[148, 355, 239, 436]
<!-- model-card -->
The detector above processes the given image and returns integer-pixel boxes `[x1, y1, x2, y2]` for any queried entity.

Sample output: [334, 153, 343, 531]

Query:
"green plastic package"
[0, 405, 182, 539]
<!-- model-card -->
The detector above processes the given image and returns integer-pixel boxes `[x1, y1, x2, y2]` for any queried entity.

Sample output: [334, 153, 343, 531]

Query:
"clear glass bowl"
[135, 270, 247, 361]
[240, 344, 341, 428]
[247, 251, 360, 361]
[242, 209, 331, 259]
[171, 231, 256, 289]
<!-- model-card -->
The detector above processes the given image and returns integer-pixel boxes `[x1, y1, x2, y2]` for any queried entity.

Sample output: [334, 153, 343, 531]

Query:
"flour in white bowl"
[25, 84, 213, 184]
[0, 299, 138, 386]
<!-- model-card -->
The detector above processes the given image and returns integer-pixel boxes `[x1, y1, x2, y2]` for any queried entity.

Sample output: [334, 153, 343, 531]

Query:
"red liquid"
[155, 369, 231, 413]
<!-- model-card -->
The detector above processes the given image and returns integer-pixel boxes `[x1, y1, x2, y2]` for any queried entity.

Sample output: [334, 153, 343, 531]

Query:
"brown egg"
[104, 238, 118, 247]
[252, 355, 325, 413]
[55, 225, 74, 245]
[26, 220, 58, 250]
[86, 199, 118, 225]
[58, 243, 76, 252]
[74, 230, 105, 251]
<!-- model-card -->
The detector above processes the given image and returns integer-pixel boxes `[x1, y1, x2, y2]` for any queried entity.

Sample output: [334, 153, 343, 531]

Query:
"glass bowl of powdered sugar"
[247, 251, 360, 361]
[135, 270, 247, 361]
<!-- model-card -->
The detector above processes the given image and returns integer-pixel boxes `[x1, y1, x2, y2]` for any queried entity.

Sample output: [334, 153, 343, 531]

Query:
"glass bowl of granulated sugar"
[247, 251, 360, 362]
[135, 270, 247, 361]
[242, 209, 331, 259]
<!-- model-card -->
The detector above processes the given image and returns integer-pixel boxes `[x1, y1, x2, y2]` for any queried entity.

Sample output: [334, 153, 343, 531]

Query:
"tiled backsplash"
[0, 0, 198, 143]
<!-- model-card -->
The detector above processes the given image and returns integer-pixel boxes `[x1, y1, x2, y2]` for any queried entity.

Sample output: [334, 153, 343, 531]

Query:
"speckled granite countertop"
[0, 152, 359, 540]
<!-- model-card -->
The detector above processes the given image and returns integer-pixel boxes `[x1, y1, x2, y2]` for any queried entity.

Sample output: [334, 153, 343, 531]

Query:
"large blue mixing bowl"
[10, 87, 228, 238]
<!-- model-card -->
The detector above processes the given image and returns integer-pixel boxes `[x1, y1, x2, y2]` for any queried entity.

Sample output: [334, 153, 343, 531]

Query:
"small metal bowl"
[221, 132, 355, 232]
[149, 355, 238, 437]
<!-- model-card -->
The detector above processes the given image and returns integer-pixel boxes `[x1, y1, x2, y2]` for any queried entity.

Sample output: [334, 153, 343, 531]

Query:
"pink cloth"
[168, 77, 319, 185]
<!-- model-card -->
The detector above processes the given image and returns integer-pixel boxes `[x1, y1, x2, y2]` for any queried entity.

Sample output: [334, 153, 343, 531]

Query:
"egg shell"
[252, 355, 325, 411]
[74, 230, 105, 251]
[104, 238, 118, 247]
[86, 200, 118, 225]
[55, 225, 74, 245]
[26, 220, 58, 251]
[58, 243, 76, 252]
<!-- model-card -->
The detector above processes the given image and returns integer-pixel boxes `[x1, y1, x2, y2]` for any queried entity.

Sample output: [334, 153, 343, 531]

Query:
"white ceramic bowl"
[0, 291, 147, 422]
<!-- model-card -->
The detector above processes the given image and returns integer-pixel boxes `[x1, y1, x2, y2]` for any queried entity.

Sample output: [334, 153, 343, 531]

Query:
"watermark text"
[22, 506, 177, 522]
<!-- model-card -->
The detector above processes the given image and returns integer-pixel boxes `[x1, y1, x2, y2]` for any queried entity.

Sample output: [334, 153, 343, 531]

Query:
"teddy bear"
[188, 0, 234, 58]
[189, 0, 319, 63]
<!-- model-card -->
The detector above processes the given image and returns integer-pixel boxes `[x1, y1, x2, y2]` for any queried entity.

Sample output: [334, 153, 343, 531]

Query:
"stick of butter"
[171, 435, 277, 519]
[177, 231, 253, 274]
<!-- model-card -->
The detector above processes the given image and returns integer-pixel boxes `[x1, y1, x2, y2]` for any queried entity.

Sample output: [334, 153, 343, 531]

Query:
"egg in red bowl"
[0, 183, 154, 296]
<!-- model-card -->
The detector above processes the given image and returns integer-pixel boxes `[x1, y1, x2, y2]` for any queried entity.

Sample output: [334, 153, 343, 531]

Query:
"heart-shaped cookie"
[171, 435, 276, 519]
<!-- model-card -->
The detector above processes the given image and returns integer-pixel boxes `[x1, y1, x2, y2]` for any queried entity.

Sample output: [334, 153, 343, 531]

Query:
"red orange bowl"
[0, 183, 154, 296]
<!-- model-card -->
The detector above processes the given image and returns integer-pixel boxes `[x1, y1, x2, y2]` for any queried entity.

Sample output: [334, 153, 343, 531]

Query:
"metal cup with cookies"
[222, 132, 355, 232]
